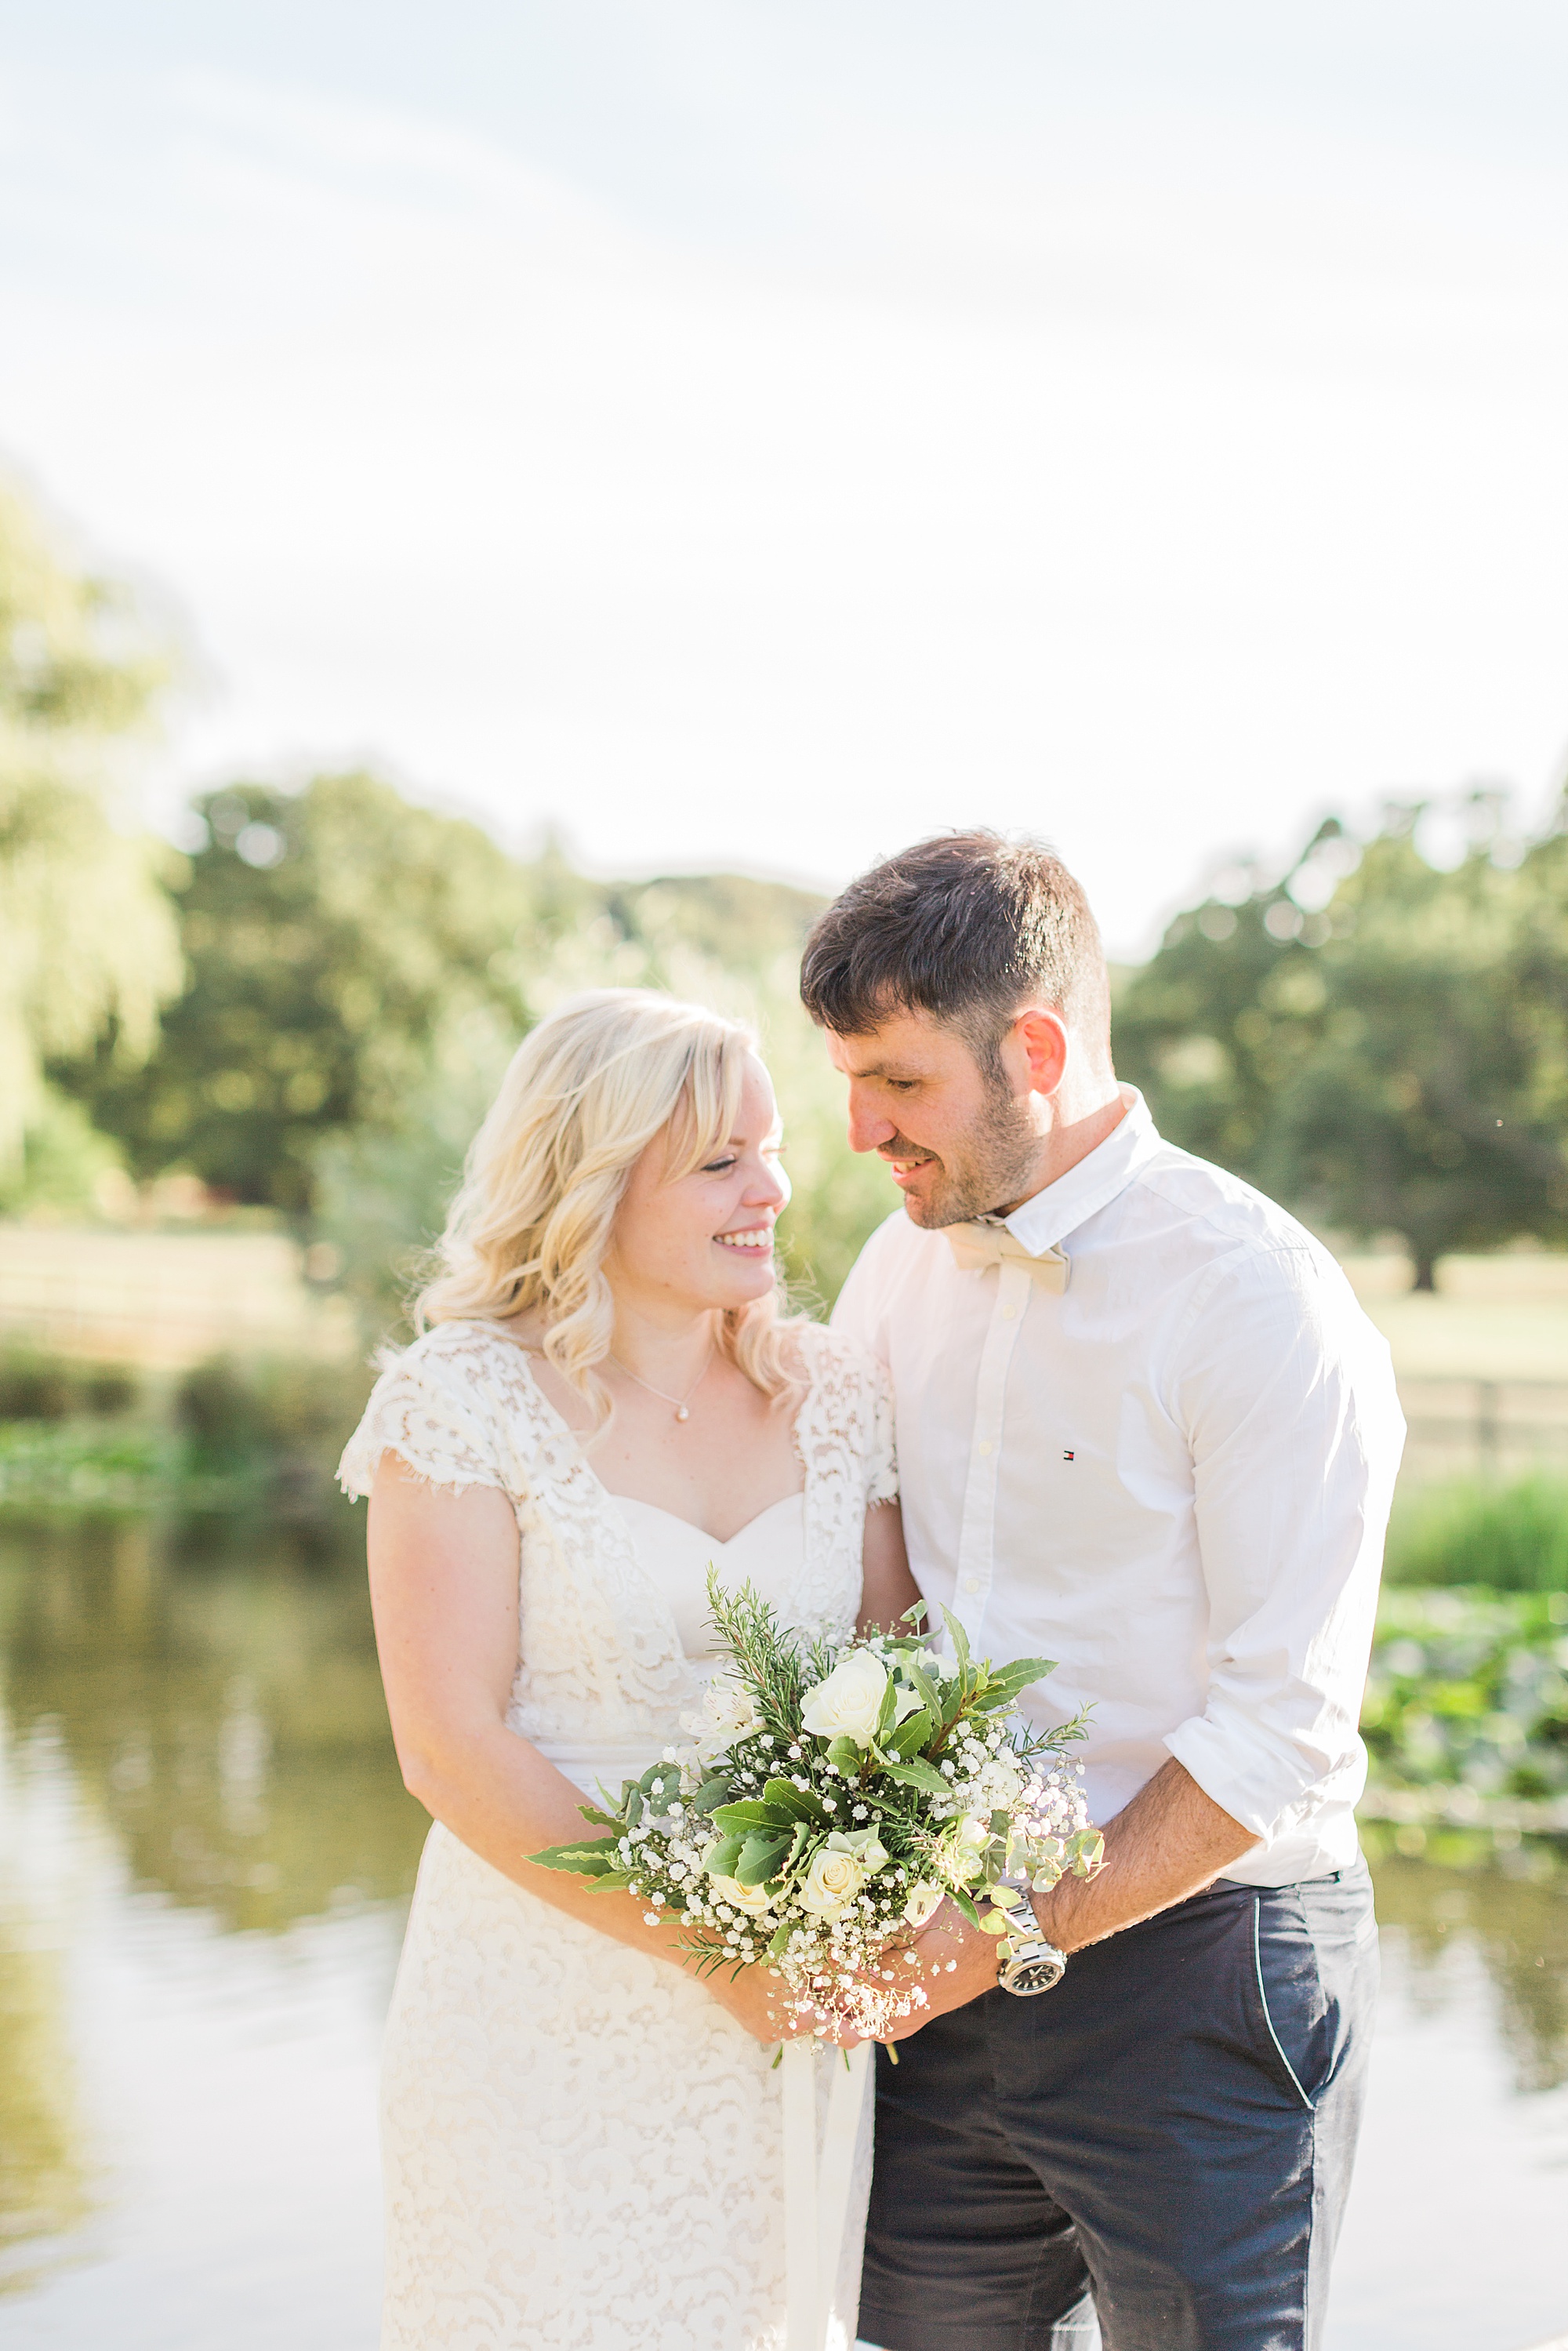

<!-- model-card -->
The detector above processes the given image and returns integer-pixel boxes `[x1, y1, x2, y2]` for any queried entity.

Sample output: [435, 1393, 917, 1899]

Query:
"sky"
[2, 2, 1566, 953]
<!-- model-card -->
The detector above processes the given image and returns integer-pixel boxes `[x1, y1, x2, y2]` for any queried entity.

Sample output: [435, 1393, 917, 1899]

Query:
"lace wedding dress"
[338, 1318, 897, 2351]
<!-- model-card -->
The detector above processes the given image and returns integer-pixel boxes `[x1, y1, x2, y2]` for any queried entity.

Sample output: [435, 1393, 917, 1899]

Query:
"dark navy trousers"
[859, 1861, 1378, 2351]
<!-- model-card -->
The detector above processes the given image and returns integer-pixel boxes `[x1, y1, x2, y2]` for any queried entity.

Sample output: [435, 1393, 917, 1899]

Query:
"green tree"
[0, 481, 182, 1187]
[1116, 806, 1568, 1288]
[61, 773, 557, 1216]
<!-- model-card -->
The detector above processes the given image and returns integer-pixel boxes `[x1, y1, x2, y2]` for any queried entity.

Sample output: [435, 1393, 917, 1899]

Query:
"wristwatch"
[989, 1882, 1067, 1997]
[997, 1931, 1067, 1996]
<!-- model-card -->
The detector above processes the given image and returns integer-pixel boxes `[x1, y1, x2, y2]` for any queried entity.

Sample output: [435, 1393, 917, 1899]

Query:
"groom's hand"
[877, 1899, 1001, 2038]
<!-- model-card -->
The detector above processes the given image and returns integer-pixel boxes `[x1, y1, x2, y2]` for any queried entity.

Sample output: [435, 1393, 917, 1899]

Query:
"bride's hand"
[702, 1963, 866, 2049]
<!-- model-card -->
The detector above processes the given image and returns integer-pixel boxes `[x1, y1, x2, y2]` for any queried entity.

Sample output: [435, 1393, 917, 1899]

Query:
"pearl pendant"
[675, 1404, 690, 1423]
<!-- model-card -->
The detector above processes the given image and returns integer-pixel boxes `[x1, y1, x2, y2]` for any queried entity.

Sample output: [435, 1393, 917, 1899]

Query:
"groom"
[804, 832, 1405, 2351]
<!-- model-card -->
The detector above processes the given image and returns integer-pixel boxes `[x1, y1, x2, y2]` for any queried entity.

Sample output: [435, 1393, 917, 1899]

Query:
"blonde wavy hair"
[416, 989, 798, 1425]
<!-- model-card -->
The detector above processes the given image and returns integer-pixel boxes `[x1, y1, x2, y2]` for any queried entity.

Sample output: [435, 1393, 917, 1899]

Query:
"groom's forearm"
[1032, 1757, 1258, 1954]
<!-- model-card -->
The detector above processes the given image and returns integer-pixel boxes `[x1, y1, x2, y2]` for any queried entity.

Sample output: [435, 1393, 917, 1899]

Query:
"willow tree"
[0, 481, 183, 1187]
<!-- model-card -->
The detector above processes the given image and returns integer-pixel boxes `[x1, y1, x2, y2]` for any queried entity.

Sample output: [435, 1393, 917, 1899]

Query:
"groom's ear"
[1006, 1007, 1070, 1099]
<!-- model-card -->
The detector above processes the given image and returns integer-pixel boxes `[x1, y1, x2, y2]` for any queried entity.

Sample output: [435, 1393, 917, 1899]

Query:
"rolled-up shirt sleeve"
[1161, 1245, 1406, 1840]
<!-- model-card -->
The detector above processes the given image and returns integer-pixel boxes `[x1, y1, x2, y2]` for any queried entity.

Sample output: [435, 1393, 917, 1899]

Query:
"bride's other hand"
[704, 1964, 866, 2048]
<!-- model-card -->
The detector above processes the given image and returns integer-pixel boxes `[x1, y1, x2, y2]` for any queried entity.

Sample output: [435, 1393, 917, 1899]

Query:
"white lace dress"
[338, 1319, 897, 2351]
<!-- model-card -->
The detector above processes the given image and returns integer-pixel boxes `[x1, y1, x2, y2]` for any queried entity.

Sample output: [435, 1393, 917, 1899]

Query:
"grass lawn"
[1339, 1254, 1568, 1383]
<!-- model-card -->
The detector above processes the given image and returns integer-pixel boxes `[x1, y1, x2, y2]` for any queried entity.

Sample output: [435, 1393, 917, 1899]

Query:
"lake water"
[2, 1519, 1566, 2351]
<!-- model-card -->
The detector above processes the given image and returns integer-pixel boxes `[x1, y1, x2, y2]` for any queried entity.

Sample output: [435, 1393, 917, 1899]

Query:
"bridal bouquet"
[530, 1576, 1102, 2041]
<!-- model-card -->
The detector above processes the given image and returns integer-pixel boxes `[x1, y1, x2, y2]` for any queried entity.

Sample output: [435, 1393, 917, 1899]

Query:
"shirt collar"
[1001, 1087, 1162, 1257]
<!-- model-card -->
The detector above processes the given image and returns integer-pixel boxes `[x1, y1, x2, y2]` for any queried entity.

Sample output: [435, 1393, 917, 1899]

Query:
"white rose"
[796, 1837, 868, 1920]
[706, 1871, 775, 1917]
[902, 1879, 945, 1929]
[800, 1650, 889, 1748]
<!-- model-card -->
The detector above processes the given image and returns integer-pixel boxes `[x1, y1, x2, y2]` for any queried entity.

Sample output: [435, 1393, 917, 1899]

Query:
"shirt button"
[977, 1439, 993, 1456]
[1001, 1304, 1016, 1321]
[963, 1576, 982, 1595]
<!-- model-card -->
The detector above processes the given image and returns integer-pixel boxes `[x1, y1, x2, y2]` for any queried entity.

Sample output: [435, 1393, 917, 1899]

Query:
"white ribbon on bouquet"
[781, 2037, 873, 2351]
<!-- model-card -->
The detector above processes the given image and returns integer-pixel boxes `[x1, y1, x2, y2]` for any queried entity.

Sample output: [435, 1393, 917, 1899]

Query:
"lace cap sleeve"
[795, 1321, 898, 1510]
[336, 1328, 512, 1501]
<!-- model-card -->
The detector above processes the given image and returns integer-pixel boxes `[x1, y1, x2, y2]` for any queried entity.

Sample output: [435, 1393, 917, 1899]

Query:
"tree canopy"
[1115, 806, 1568, 1286]
[61, 774, 555, 1214]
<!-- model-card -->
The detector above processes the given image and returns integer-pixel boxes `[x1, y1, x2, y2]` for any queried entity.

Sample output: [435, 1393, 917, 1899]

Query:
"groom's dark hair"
[799, 830, 1111, 1066]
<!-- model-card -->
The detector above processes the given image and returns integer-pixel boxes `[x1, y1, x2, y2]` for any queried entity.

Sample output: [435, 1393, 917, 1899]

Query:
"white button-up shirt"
[833, 1088, 1406, 1886]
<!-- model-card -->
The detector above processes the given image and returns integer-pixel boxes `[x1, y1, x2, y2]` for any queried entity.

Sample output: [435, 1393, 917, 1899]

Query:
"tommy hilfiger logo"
[1062, 1449, 1075, 1462]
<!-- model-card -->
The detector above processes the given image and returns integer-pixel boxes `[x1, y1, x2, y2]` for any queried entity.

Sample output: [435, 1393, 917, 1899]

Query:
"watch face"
[1006, 1947, 1066, 1995]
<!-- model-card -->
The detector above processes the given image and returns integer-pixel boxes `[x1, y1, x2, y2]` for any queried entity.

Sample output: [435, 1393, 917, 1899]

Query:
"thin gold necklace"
[608, 1347, 713, 1423]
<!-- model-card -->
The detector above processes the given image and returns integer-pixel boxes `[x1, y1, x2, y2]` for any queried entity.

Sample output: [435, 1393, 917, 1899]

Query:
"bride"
[339, 987, 918, 2351]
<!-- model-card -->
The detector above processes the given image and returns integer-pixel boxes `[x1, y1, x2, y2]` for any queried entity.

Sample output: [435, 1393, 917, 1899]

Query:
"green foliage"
[0, 1418, 179, 1513]
[1363, 1587, 1568, 1800]
[307, 1002, 519, 1335]
[1116, 804, 1568, 1286]
[1385, 1476, 1568, 1593]
[0, 481, 183, 1171]
[0, 1087, 128, 1219]
[173, 1354, 375, 1518]
[50, 772, 894, 1316]
[0, 1347, 135, 1420]
[60, 774, 549, 1215]
[0, 1346, 372, 1524]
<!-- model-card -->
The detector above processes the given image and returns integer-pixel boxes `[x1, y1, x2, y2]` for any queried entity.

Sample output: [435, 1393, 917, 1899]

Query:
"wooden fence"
[0, 1227, 358, 1371]
[1397, 1378, 1568, 1485]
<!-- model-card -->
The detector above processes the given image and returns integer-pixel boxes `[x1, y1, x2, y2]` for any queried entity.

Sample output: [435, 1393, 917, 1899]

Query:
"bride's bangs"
[660, 1029, 750, 1184]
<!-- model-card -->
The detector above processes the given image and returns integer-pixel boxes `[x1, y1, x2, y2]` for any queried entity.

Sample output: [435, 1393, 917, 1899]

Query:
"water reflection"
[0, 1924, 89, 2284]
[0, 1519, 1566, 2349]
[0, 1510, 424, 2321]
[1363, 1832, 1568, 2094]
[0, 1516, 427, 1938]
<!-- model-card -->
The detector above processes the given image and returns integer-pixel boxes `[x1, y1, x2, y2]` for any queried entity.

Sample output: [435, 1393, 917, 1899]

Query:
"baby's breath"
[528, 1572, 1102, 2040]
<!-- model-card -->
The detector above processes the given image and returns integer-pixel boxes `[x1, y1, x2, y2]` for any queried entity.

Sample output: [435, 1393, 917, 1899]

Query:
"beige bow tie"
[944, 1222, 1069, 1292]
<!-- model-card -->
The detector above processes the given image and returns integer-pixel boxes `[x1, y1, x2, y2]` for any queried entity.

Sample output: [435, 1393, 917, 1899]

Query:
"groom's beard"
[879, 1085, 1041, 1229]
